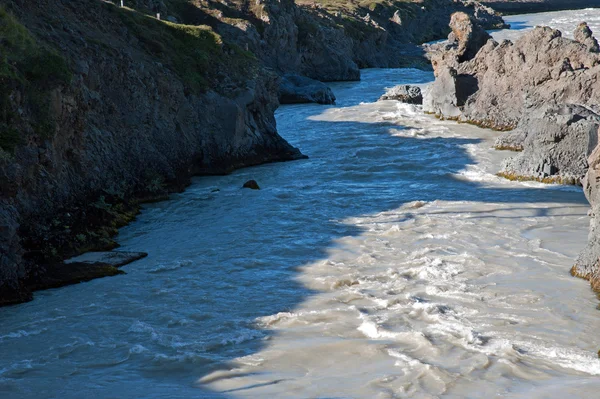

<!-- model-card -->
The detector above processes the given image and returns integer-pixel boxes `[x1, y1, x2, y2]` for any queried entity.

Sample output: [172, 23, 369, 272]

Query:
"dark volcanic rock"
[24, 252, 148, 293]
[243, 180, 260, 190]
[279, 74, 336, 105]
[378, 85, 423, 105]
[64, 251, 148, 267]
[0, 0, 305, 306]
[213, 0, 506, 82]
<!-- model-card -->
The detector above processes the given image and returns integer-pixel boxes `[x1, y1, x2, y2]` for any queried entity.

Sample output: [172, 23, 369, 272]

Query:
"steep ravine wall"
[0, 0, 305, 305]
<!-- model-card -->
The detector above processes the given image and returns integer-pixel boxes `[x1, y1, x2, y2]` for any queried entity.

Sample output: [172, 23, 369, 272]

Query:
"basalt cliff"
[424, 12, 600, 292]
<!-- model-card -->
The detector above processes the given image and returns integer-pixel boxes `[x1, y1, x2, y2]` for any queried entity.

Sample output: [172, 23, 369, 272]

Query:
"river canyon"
[1, 8, 600, 399]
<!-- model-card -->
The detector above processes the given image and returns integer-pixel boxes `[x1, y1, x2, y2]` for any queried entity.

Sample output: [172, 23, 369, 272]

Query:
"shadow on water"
[0, 79, 589, 398]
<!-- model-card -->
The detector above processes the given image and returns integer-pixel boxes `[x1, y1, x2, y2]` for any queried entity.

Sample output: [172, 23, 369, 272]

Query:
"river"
[1, 8, 600, 399]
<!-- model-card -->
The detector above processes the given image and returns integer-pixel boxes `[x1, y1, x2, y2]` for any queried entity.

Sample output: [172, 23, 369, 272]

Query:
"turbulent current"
[2, 9, 600, 399]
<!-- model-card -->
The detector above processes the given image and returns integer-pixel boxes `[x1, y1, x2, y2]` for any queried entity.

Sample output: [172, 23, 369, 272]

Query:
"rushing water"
[2, 9, 600, 399]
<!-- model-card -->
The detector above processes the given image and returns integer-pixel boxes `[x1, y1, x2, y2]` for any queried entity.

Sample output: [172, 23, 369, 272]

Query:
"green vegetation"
[106, 3, 257, 93]
[0, 6, 71, 154]
[0, 127, 21, 152]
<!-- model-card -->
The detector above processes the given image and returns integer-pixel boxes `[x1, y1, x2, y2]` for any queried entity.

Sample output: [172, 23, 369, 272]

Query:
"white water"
[2, 9, 600, 399]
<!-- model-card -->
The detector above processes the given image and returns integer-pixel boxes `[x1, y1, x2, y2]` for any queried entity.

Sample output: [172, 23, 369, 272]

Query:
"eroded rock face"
[378, 85, 423, 104]
[426, 23, 600, 129]
[279, 74, 336, 105]
[574, 22, 600, 52]
[576, 129, 600, 288]
[499, 104, 600, 184]
[215, 0, 505, 82]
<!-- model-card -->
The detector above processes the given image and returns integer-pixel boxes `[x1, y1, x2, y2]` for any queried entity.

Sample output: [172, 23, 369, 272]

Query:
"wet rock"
[278, 74, 336, 105]
[243, 180, 260, 190]
[25, 251, 147, 293]
[378, 85, 422, 105]
[64, 251, 148, 267]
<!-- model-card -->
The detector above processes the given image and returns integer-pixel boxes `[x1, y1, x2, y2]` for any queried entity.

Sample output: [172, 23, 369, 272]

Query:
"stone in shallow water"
[243, 180, 260, 190]
[26, 251, 148, 292]
[64, 251, 148, 267]
[378, 85, 423, 104]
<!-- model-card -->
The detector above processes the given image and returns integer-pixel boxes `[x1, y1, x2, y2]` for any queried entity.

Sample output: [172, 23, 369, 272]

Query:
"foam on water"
[492, 8, 600, 42]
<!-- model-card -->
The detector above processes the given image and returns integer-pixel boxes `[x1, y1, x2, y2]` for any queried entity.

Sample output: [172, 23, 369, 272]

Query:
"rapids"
[1, 8, 600, 399]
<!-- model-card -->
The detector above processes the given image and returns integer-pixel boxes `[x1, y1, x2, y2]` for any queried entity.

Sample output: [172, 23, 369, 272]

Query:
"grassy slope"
[0, 7, 71, 153]
[104, 3, 258, 94]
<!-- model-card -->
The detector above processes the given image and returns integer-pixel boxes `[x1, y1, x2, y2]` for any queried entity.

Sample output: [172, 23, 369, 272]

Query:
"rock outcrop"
[0, 0, 507, 306]
[143, 0, 506, 83]
[378, 85, 423, 104]
[425, 17, 600, 183]
[279, 74, 336, 105]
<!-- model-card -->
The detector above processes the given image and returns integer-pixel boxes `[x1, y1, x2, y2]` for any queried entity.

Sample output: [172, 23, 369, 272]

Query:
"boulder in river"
[378, 85, 423, 105]
[243, 180, 260, 190]
[26, 251, 148, 293]
[278, 74, 336, 105]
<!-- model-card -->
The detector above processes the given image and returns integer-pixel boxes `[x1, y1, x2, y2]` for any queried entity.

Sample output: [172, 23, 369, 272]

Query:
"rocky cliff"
[131, 0, 506, 82]
[0, 0, 305, 305]
[424, 15, 600, 183]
